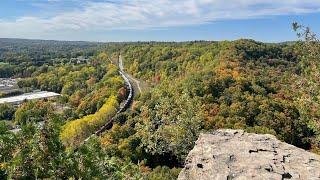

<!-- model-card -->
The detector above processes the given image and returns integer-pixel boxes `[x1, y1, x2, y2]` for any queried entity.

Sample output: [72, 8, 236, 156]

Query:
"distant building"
[0, 91, 60, 105]
[70, 56, 90, 64]
[0, 78, 17, 86]
[0, 78, 20, 93]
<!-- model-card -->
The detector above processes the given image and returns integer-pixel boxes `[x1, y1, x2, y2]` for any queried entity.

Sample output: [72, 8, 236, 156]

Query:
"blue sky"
[0, 0, 319, 42]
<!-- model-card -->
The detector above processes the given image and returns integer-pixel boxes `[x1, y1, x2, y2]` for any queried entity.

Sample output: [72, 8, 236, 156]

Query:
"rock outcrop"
[178, 129, 320, 180]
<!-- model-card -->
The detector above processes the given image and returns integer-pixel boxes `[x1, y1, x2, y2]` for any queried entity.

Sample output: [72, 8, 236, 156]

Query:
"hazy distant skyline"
[0, 0, 319, 42]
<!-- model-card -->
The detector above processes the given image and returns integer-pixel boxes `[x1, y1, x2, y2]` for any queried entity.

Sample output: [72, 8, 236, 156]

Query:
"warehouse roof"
[0, 91, 60, 104]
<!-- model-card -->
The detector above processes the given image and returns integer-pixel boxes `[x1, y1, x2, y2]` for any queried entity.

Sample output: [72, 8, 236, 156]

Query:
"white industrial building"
[0, 91, 60, 104]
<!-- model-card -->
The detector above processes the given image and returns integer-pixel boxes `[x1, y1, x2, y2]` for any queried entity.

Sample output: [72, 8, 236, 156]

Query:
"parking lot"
[0, 78, 20, 94]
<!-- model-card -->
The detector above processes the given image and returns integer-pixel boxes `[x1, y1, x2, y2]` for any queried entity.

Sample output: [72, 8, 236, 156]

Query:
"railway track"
[84, 55, 134, 141]
[10, 55, 134, 145]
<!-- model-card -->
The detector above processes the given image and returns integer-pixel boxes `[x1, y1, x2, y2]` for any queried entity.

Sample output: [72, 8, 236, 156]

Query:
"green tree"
[0, 122, 17, 178]
[293, 23, 320, 153]
[0, 104, 15, 120]
[14, 100, 54, 125]
[137, 92, 204, 162]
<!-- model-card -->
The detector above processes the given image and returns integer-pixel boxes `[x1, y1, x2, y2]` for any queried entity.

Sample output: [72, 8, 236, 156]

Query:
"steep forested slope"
[1, 39, 319, 179]
[102, 39, 318, 165]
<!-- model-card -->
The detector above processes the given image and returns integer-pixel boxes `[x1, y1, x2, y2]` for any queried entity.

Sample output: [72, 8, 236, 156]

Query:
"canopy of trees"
[1, 36, 319, 179]
[60, 95, 119, 147]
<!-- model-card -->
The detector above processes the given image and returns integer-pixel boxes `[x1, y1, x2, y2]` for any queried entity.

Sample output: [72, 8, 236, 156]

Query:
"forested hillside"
[0, 36, 319, 179]
[119, 40, 312, 148]
[0, 38, 103, 78]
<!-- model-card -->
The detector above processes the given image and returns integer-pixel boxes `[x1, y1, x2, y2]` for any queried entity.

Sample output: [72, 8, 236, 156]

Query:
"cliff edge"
[178, 129, 320, 180]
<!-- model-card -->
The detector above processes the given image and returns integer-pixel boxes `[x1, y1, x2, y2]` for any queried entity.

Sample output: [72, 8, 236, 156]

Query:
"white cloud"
[1, 0, 320, 39]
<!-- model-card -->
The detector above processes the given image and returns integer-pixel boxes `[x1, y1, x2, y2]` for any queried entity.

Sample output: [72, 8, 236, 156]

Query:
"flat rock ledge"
[178, 129, 320, 180]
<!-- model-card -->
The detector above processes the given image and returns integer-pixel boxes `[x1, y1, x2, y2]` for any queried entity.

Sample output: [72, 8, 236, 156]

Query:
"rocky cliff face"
[178, 129, 320, 180]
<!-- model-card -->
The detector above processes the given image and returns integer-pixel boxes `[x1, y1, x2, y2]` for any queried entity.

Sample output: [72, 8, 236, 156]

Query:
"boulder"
[178, 129, 320, 180]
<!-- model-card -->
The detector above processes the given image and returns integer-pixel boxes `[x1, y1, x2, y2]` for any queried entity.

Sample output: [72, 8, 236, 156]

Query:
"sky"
[0, 0, 319, 42]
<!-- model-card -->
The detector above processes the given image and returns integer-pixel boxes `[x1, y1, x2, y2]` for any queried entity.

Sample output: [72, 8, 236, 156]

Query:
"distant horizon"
[0, 37, 302, 44]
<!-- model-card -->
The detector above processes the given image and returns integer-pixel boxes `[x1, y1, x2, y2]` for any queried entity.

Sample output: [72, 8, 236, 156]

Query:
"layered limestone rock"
[178, 129, 320, 180]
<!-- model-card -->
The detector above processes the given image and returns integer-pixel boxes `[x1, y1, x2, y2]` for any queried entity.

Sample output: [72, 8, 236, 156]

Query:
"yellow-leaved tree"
[60, 95, 119, 147]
